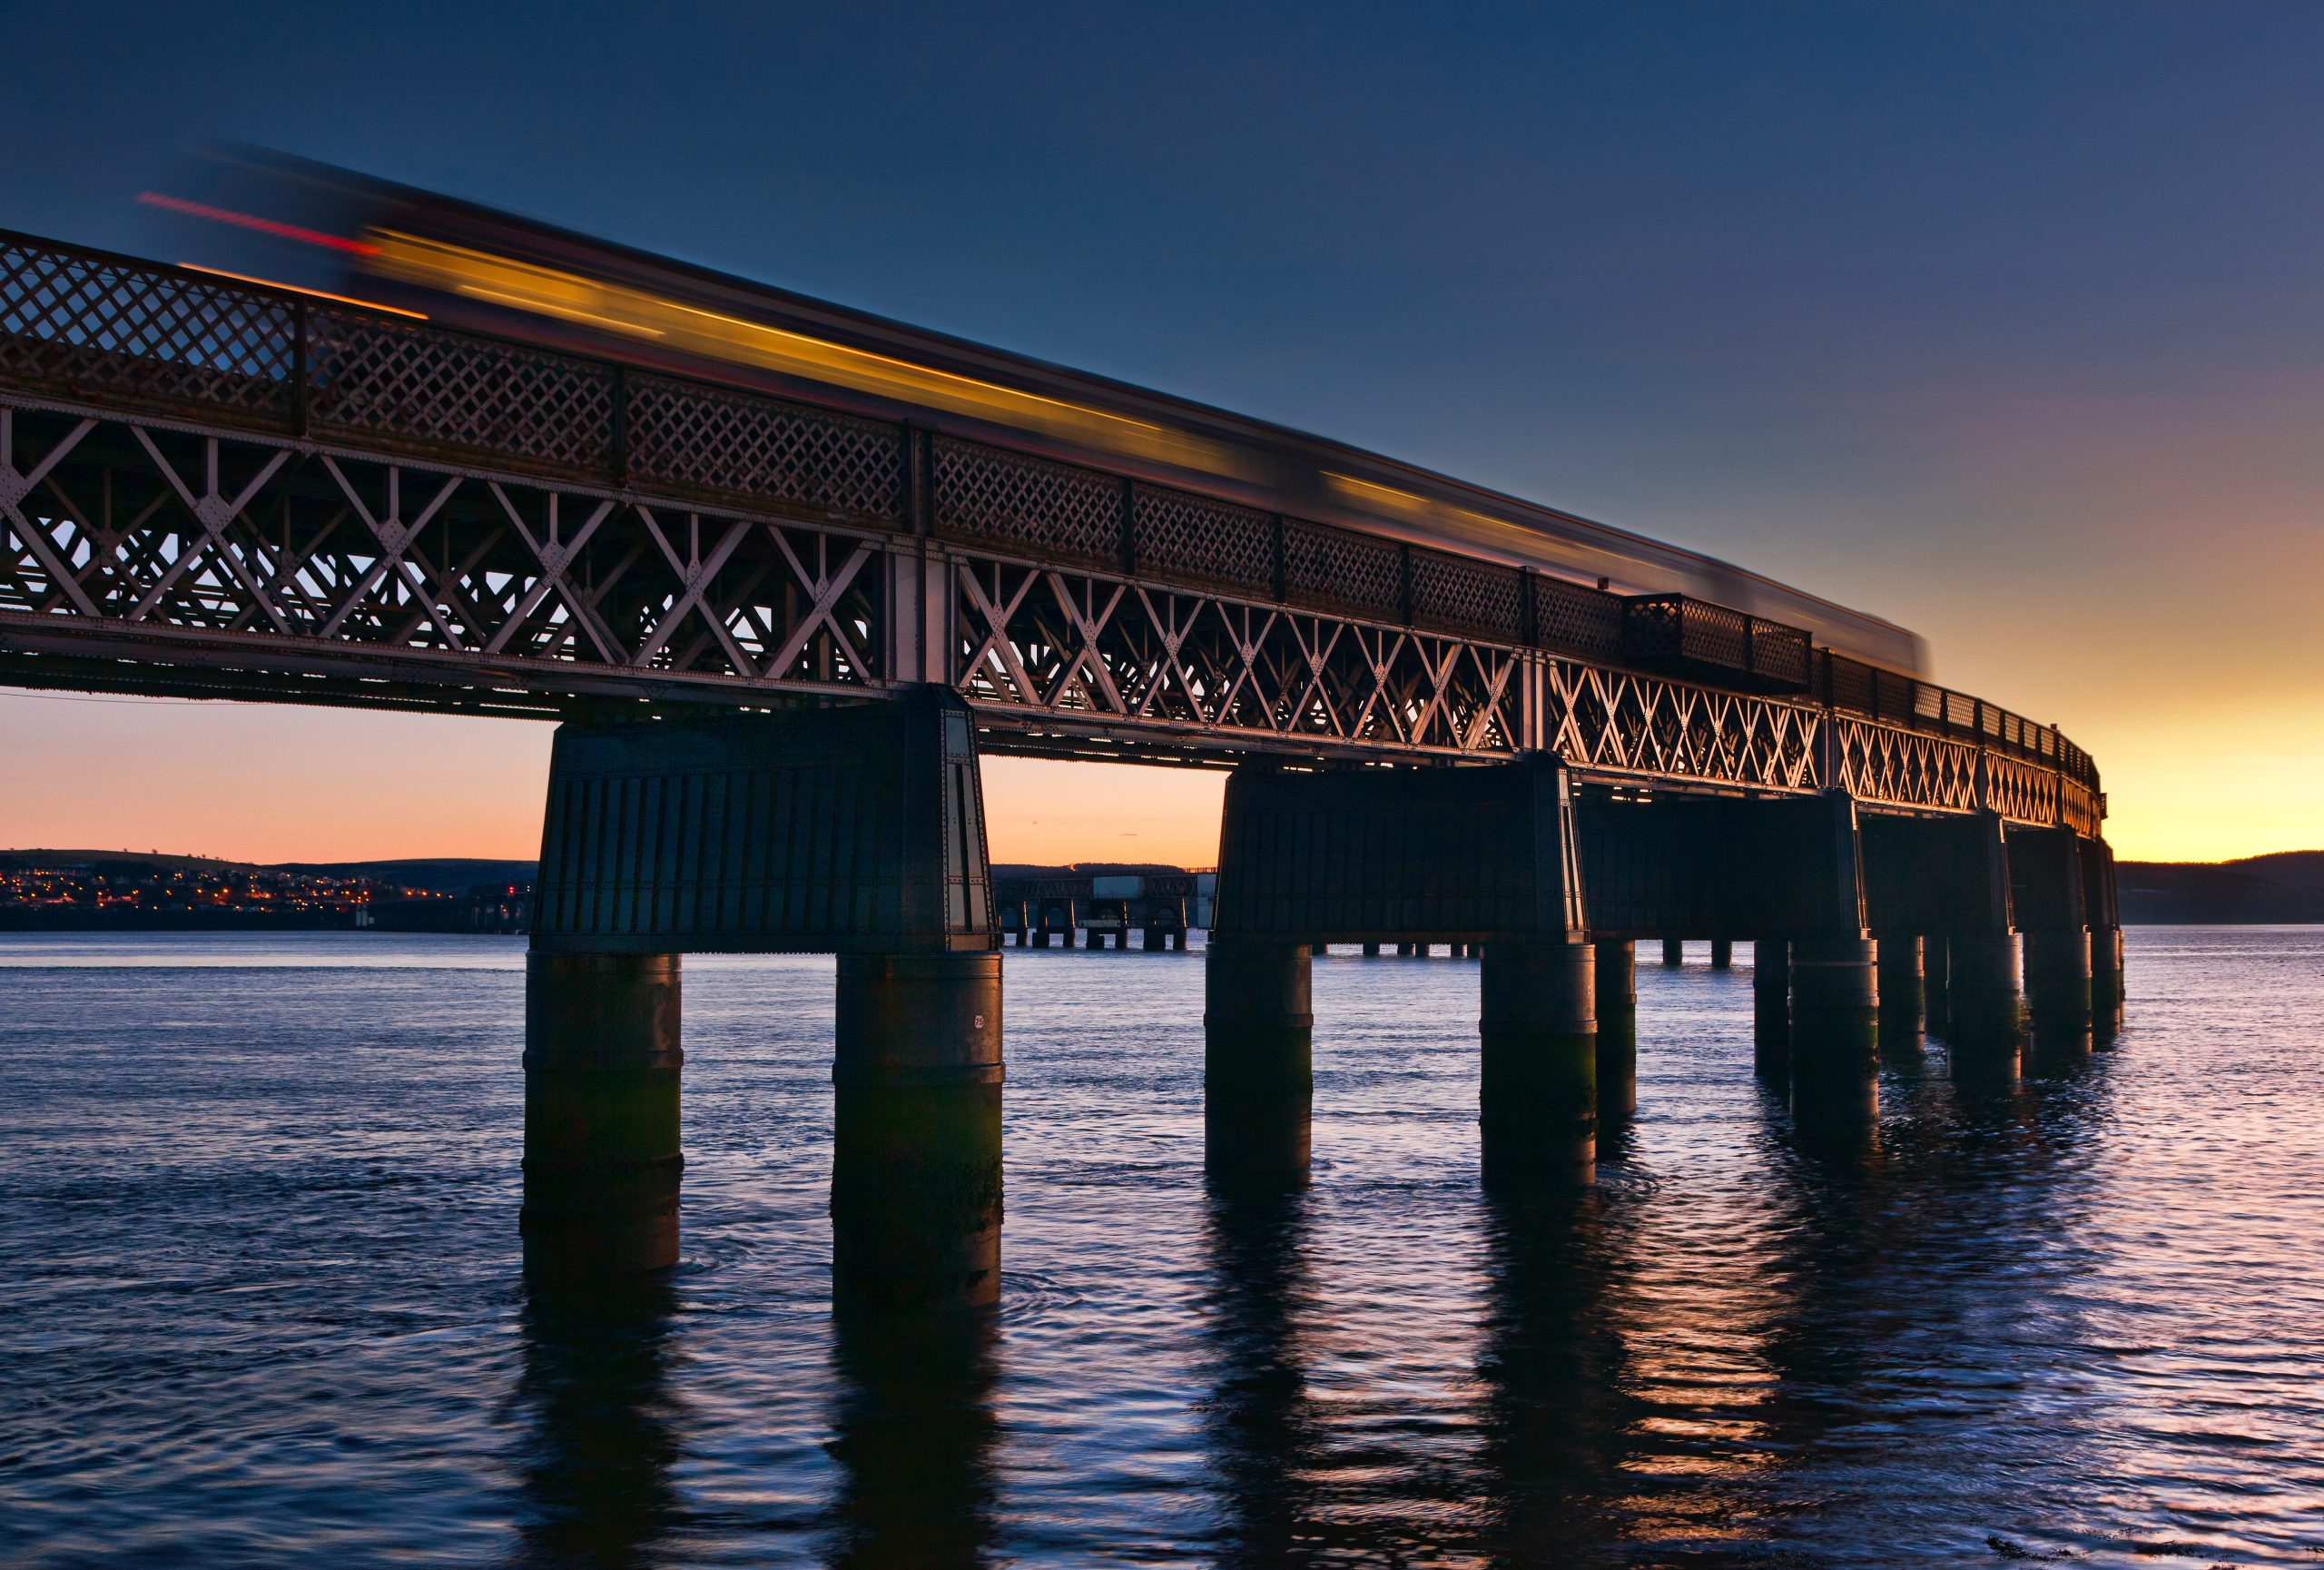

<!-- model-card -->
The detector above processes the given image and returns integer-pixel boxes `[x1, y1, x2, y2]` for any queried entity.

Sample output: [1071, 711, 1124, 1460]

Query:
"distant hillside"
[2118, 851, 2324, 923]
[2, 850, 537, 894]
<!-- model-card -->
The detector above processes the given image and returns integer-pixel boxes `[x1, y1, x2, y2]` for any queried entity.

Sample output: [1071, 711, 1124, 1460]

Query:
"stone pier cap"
[1210, 755, 1587, 945]
[530, 686, 997, 955]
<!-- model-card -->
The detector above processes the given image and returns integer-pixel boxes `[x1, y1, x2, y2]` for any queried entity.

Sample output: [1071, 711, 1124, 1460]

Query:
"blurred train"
[143, 150, 1928, 676]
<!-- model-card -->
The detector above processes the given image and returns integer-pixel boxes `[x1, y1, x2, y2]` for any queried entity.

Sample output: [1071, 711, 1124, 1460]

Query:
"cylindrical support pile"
[1593, 939, 1638, 1121]
[1787, 936, 1879, 1122]
[1753, 938, 1791, 1076]
[1204, 939, 1315, 1174]
[1660, 937, 1684, 968]
[1478, 941, 1598, 1182]
[1923, 933, 1952, 1034]
[832, 952, 1005, 1313]
[1876, 933, 1926, 1042]
[1709, 938, 1733, 971]
[2024, 926, 2093, 1033]
[523, 951, 684, 1277]
[2090, 924, 2125, 1032]
[1945, 931, 2025, 1075]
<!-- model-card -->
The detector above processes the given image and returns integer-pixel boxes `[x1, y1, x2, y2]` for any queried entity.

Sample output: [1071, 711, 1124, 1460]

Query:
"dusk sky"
[4, 1, 2319, 864]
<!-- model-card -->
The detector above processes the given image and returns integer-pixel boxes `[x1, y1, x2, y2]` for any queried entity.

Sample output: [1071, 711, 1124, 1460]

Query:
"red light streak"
[136, 192, 380, 256]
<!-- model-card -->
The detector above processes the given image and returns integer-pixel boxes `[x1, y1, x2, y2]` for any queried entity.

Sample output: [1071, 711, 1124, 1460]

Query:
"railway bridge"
[0, 227, 2119, 1304]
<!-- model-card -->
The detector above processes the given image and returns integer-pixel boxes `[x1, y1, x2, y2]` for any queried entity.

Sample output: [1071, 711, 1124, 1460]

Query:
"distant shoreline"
[5, 849, 2320, 928]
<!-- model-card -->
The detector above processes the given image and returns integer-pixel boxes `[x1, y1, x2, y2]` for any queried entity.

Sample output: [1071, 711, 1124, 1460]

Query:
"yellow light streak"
[1322, 469, 1633, 585]
[362, 231, 1246, 476]
[449, 282, 666, 338]
[177, 263, 429, 320]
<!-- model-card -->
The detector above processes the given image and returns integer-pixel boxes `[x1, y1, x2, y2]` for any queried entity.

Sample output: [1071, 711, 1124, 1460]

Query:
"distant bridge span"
[0, 228, 2096, 835]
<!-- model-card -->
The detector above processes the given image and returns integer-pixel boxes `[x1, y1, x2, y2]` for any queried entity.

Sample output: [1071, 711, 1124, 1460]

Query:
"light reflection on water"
[0, 929, 2320, 1565]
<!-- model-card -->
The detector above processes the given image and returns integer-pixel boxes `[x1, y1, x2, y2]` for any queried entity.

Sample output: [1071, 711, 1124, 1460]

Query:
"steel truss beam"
[0, 391, 2101, 834]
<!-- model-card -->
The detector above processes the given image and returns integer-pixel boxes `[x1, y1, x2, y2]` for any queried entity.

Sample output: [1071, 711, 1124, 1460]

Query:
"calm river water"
[2, 928, 2320, 1567]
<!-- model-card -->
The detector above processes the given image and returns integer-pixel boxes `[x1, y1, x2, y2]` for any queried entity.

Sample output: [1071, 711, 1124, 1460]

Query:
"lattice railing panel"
[933, 439, 1119, 569]
[1532, 573, 1626, 660]
[0, 239, 295, 420]
[308, 311, 615, 473]
[626, 373, 902, 524]
[1282, 516, 1400, 621]
[1131, 485, 1273, 598]
[1410, 546, 1523, 643]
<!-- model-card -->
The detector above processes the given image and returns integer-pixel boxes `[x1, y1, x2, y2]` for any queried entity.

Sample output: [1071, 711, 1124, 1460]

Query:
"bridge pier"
[1208, 755, 1593, 1182]
[1755, 790, 1880, 1122]
[2013, 826, 2093, 1040]
[1593, 939, 1638, 1121]
[1203, 939, 1315, 1176]
[1660, 937, 1684, 968]
[1709, 938, 1733, 971]
[1862, 808, 2026, 1074]
[521, 951, 684, 1277]
[525, 687, 1002, 1300]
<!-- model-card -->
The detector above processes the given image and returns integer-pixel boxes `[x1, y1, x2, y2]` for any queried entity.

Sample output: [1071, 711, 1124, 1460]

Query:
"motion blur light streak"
[1323, 469, 1640, 587]
[361, 227, 1246, 477]
[175, 262, 428, 318]
[134, 190, 378, 255]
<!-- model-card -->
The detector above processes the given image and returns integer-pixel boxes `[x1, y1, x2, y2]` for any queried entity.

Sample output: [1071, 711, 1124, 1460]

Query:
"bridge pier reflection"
[512, 1272, 682, 1568]
[1199, 1168, 1318, 1565]
[826, 1307, 1000, 1568]
[1475, 1185, 1629, 1565]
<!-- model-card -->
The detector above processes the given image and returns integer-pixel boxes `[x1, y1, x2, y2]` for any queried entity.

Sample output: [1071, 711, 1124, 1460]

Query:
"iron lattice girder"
[0, 393, 2101, 832]
[0, 227, 2105, 794]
